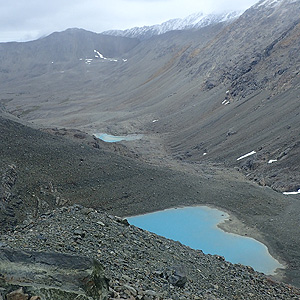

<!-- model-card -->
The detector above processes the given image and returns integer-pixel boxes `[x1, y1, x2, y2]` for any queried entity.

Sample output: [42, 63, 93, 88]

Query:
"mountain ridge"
[0, 0, 299, 194]
[103, 10, 243, 40]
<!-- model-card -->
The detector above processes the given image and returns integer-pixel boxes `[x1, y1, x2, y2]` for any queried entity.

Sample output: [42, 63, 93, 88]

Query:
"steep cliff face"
[189, 0, 300, 99]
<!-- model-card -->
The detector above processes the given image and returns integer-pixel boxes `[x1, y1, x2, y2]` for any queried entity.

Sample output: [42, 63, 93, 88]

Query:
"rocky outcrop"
[0, 164, 17, 203]
[0, 165, 21, 230]
[0, 247, 109, 300]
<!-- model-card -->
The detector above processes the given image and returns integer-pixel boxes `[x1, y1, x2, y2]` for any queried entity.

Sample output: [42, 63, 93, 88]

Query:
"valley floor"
[1, 117, 300, 298]
[92, 130, 300, 288]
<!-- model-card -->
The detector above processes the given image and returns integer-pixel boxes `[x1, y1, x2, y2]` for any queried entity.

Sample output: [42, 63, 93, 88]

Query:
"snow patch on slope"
[283, 188, 300, 195]
[237, 151, 257, 161]
[268, 159, 278, 164]
[83, 50, 128, 64]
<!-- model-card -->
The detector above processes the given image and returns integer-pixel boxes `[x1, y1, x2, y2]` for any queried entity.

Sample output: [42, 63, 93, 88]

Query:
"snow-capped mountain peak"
[254, 0, 299, 8]
[103, 11, 243, 40]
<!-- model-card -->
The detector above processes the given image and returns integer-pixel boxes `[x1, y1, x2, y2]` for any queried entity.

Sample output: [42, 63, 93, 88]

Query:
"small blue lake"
[127, 206, 283, 275]
[94, 133, 143, 142]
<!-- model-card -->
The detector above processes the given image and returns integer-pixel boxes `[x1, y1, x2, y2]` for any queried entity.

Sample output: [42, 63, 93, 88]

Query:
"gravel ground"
[1, 205, 300, 300]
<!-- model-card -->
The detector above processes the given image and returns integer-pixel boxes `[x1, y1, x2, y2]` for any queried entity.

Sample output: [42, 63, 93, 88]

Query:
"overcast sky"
[0, 0, 259, 42]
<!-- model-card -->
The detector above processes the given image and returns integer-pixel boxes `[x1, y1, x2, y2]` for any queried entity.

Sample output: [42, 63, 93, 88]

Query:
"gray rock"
[109, 215, 130, 226]
[144, 289, 159, 297]
[123, 284, 137, 296]
[164, 266, 187, 288]
[168, 273, 187, 288]
[0, 248, 109, 300]
[6, 287, 29, 300]
[74, 229, 86, 238]
[81, 207, 95, 215]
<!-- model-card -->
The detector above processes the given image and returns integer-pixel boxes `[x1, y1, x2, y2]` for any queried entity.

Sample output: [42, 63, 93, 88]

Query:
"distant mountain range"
[103, 11, 243, 40]
[0, 0, 299, 196]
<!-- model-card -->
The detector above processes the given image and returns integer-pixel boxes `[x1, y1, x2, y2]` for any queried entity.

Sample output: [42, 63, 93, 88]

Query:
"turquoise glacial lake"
[127, 206, 283, 274]
[94, 133, 143, 142]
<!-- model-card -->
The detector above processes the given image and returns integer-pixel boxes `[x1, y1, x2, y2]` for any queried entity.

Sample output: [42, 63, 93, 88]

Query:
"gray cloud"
[0, 0, 259, 42]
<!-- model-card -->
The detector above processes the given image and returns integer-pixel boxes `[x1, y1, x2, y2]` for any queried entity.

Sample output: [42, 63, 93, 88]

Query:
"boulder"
[6, 287, 29, 300]
[159, 266, 187, 288]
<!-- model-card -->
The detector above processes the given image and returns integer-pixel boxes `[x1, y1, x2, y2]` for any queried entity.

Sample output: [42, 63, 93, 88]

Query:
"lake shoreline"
[126, 204, 286, 281]
[216, 206, 287, 281]
[95, 130, 298, 286]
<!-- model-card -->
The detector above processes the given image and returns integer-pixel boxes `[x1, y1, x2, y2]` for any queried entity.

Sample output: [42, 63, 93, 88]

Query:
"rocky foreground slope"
[1, 204, 300, 300]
